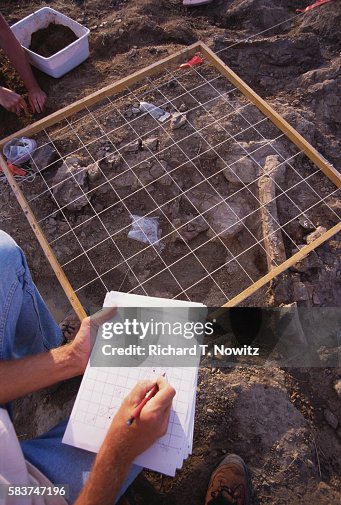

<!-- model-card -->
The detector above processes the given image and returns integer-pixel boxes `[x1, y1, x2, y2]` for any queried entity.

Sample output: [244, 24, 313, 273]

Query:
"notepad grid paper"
[63, 292, 203, 476]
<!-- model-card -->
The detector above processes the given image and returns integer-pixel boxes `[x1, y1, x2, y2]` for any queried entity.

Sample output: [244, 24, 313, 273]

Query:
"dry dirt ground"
[0, 1, 341, 504]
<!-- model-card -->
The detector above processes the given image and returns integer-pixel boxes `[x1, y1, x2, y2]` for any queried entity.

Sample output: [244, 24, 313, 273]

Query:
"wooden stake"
[0, 152, 87, 321]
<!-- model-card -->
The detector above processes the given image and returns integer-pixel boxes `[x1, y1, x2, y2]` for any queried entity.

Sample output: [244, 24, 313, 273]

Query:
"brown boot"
[205, 454, 251, 505]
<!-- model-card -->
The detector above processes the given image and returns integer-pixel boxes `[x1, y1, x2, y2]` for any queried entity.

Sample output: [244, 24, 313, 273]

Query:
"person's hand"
[28, 87, 47, 113]
[0, 86, 28, 114]
[107, 377, 176, 462]
[69, 307, 117, 374]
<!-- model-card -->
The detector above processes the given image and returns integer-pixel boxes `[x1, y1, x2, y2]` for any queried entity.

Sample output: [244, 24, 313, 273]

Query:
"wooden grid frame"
[0, 41, 340, 319]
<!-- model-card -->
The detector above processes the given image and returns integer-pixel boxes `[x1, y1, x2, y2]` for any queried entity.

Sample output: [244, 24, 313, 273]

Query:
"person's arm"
[0, 342, 83, 404]
[0, 308, 116, 404]
[0, 13, 46, 113]
[75, 377, 176, 505]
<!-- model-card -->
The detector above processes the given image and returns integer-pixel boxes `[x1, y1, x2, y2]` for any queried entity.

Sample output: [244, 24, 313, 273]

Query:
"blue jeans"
[0, 231, 141, 503]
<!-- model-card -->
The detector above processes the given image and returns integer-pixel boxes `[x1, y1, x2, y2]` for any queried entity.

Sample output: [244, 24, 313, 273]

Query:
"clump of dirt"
[29, 23, 78, 57]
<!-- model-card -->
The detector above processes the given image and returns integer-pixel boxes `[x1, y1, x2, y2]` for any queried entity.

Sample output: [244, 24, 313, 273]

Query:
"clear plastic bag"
[139, 101, 170, 122]
[128, 215, 161, 245]
[3, 137, 37, 165]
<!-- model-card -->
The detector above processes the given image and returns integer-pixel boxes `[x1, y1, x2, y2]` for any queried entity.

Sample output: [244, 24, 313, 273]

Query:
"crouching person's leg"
[21, 419, 142, 504]
[0, 231, 62, 361]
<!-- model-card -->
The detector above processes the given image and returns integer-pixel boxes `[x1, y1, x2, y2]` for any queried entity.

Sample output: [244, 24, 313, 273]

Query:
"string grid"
[11, 48, 340, 307]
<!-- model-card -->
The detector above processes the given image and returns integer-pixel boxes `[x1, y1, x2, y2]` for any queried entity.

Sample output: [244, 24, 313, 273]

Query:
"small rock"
[143, 137, 159, 151]
[291, 247, 321, 272]
[150, 163, 165, 180]
[87, 161, 101, 183]
[170, 112, 187, 130]
[118, 28, 124, 36]
[192, 447, 200, 456]
[113, 170, 137, 188]
[272, 277, 292, 304]
[305, 226, 327, 244]
[324, 409, 338, 429]
[123, 139, 141, 154]
[96, 149, 106, 159]
[138, 169, 154, 186]
[131, 107, 140, 114]
[312, 290, 321, 305]
[306, 459, 314, 469]
[179, 103, 187, 112]
[159, 174, 172, 186]
[221, 157, 259, 185]
[30, 144, 58, 171]
[52, 157, 89, 211]
[206, 408, 214, 415]
[298, 215, 315, 230]
[173, 215, 209, 242]
[139, 160, 152, 170]
[128, 48, 138, 58]
[293, 282, 309, 301]
[334, 380, 341, 400]
[156, 161, 172, 186]
[187, 189, 244, 240]
[107, 153, 121, 168]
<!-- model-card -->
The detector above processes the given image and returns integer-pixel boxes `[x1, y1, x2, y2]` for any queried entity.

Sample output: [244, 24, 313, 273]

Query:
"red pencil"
[127, 382, 159, 426]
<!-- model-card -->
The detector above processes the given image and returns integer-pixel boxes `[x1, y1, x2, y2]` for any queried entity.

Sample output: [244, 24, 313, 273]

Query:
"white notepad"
[63, 292, 205, 476]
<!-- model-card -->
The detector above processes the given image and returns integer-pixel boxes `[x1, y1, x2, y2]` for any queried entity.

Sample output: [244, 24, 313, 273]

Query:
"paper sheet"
[63, 291, 204, 476]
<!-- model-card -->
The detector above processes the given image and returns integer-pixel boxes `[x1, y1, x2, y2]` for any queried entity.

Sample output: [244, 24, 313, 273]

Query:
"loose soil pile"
[29, 23, 78, 57]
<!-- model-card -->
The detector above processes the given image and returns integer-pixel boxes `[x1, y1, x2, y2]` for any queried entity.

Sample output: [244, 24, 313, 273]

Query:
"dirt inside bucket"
[29, 23, 78, 57]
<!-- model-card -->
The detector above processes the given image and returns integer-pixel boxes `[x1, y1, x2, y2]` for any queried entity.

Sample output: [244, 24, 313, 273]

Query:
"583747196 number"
[0, 485, 69, 499]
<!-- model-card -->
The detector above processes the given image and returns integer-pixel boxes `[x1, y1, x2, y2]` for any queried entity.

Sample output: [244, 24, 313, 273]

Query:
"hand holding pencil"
[107, 376, 176, 462]
[126, 379, 161, 425]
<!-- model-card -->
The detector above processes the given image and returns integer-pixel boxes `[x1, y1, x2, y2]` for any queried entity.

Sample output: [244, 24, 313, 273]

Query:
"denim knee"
[0, 231, 25, 279]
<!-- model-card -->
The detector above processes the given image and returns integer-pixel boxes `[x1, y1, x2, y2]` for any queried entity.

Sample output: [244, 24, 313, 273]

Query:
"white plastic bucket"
[11, 7, 90, 78]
